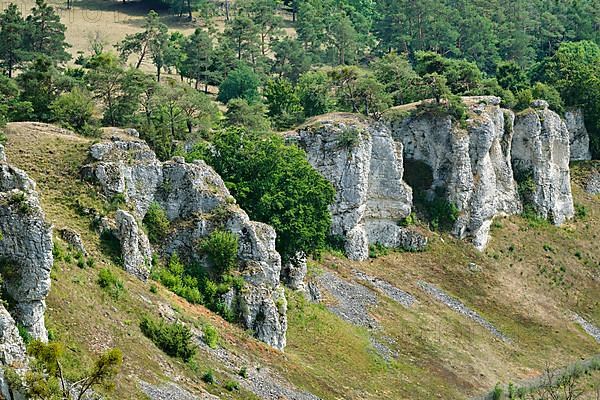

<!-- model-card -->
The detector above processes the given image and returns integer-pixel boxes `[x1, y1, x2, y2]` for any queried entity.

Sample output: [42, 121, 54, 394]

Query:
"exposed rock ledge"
[386, 97, 522, 249]
[513, 101, 574, 224]
[82, 139, 287, 350]
[0, 144, 52, 340]
[287, 113, 426, 261]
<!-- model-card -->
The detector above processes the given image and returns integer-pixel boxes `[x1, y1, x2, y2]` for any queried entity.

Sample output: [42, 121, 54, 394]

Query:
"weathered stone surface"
[586, 170, 600, 195]
[58, 227, 87, 256]
[387, 96, 521, 250]
[513, 102, 574, 225]
[289, 113, 415, 260]
[0, 304, 28, 400]
[565, 109, 592, 161]
[83, 138, 163, 217]
[0, 145, 52, 340]
[115, 210, 152, 280]
[83, 140, 287, 350]
[281, 252, 307, 290]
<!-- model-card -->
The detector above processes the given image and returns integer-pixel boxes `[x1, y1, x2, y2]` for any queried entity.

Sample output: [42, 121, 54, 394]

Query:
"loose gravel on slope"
[193, 330, 321, 400]
[352, 269, 416, 308]
[572, 313, 600, 343]
[317, 271, 379, 328]
[140, 381, 218, 400]
[417, 281, 511, 343]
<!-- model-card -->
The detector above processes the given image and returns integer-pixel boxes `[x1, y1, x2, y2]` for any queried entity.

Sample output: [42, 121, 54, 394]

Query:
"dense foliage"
[0, 0, 598, 262]
[140, 315, 197, 361]
[187, 128, 336, 261]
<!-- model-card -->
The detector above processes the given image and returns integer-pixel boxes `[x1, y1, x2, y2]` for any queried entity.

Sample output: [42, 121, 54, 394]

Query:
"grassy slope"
[5, 122, 600, 399]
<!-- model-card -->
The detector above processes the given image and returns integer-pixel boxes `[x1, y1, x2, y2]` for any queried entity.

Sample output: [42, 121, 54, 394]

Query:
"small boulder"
[58, 228, 87, 256]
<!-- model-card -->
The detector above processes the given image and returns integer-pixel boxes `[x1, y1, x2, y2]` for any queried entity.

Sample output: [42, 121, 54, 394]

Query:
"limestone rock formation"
[83, 138, 287, 350]
[281, 252, 307, 291]
[115, 210, 152, 280]
[58, 228, 87, 256]
[0, 304, 28, 400]
[513, 101, 575, 224]
[565, 109, 592, 161]
[85, 138, 163, 217]
[387, 97, 522, 250]
[0, 145, 52, 340]
[288, 113, 421, 261]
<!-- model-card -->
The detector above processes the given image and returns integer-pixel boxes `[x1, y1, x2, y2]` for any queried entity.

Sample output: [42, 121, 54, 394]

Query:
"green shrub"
[143, 202, 170, 243]
[17, 323, 32, 345]
[9, 192, 31, 214]
[200, 230, 239, 275]
[97, 268, 125, 299]
[223, 380, 240, 391]
[52, 242, 65, 261]
[368, 243, 389, 258]
[139, 316, 196, 362]
[238, 366, 248, 378]
[418, 190, 459, 231]
[49, 87, 100, 136]
[202, 369, 215, 384]
[336, 127, 361, 149]
[149, 284, 158, 293]
[203, 324, 219, 349]
[492, 383, 503, 400]
[574, 203, 588, 219]
[399, 212, 416, 227]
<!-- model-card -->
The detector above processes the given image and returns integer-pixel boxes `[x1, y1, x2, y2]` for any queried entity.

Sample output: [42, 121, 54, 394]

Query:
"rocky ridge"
[82, 139, 287, 350]
[293, 97, 581, 256]
[512, 101, 575, 224]
[387, 97, 522, 250]
[0, 144, 52, 340]
[288, 114, 427, 261]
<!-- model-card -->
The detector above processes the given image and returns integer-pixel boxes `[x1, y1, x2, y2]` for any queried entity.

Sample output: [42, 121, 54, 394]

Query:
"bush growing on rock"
[143, 202, 170, 243]
[200, 230, 239, 275]
[202, 323, 219, 349]
[140, 315, 196, 361]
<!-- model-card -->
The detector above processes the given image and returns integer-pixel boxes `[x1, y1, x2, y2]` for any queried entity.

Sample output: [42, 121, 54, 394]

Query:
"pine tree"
[25, 0, 70, 63]
[0, 4, 27, 78]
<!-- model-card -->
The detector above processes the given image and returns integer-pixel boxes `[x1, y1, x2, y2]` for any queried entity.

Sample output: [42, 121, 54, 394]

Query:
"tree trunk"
[187, 0, 192, 19]
[225, 0, 230, 21]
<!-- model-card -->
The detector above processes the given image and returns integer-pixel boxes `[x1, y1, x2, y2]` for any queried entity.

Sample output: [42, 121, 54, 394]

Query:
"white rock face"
[564, 108, 592, 161]
[85, 138, 163, 217]
[0, 145, 52, 340]
[0, 304, 28, 400]
[115, 210, 152, 280]
[84, 139, 287, 350]
[387, 97, 522, 250]
[289, 113, 421, 261]
[513, 101, 575, 224]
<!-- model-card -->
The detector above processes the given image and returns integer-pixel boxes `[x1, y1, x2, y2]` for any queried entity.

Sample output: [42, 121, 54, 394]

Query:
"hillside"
[2, 120, 599, 399]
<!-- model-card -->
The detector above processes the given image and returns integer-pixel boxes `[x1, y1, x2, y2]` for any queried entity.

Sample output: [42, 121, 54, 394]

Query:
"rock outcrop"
[387, 97, 522, 249]
[83, 139, 287, 350]
[288, 113, 423, 261]
[0, 145, 52, 340]
[0, 304, 28, 400]
[513, 101, 574, 224]
[58, 227, 87, 256]
[565, 109, 592, 161]
[114, 210, 152, 280]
